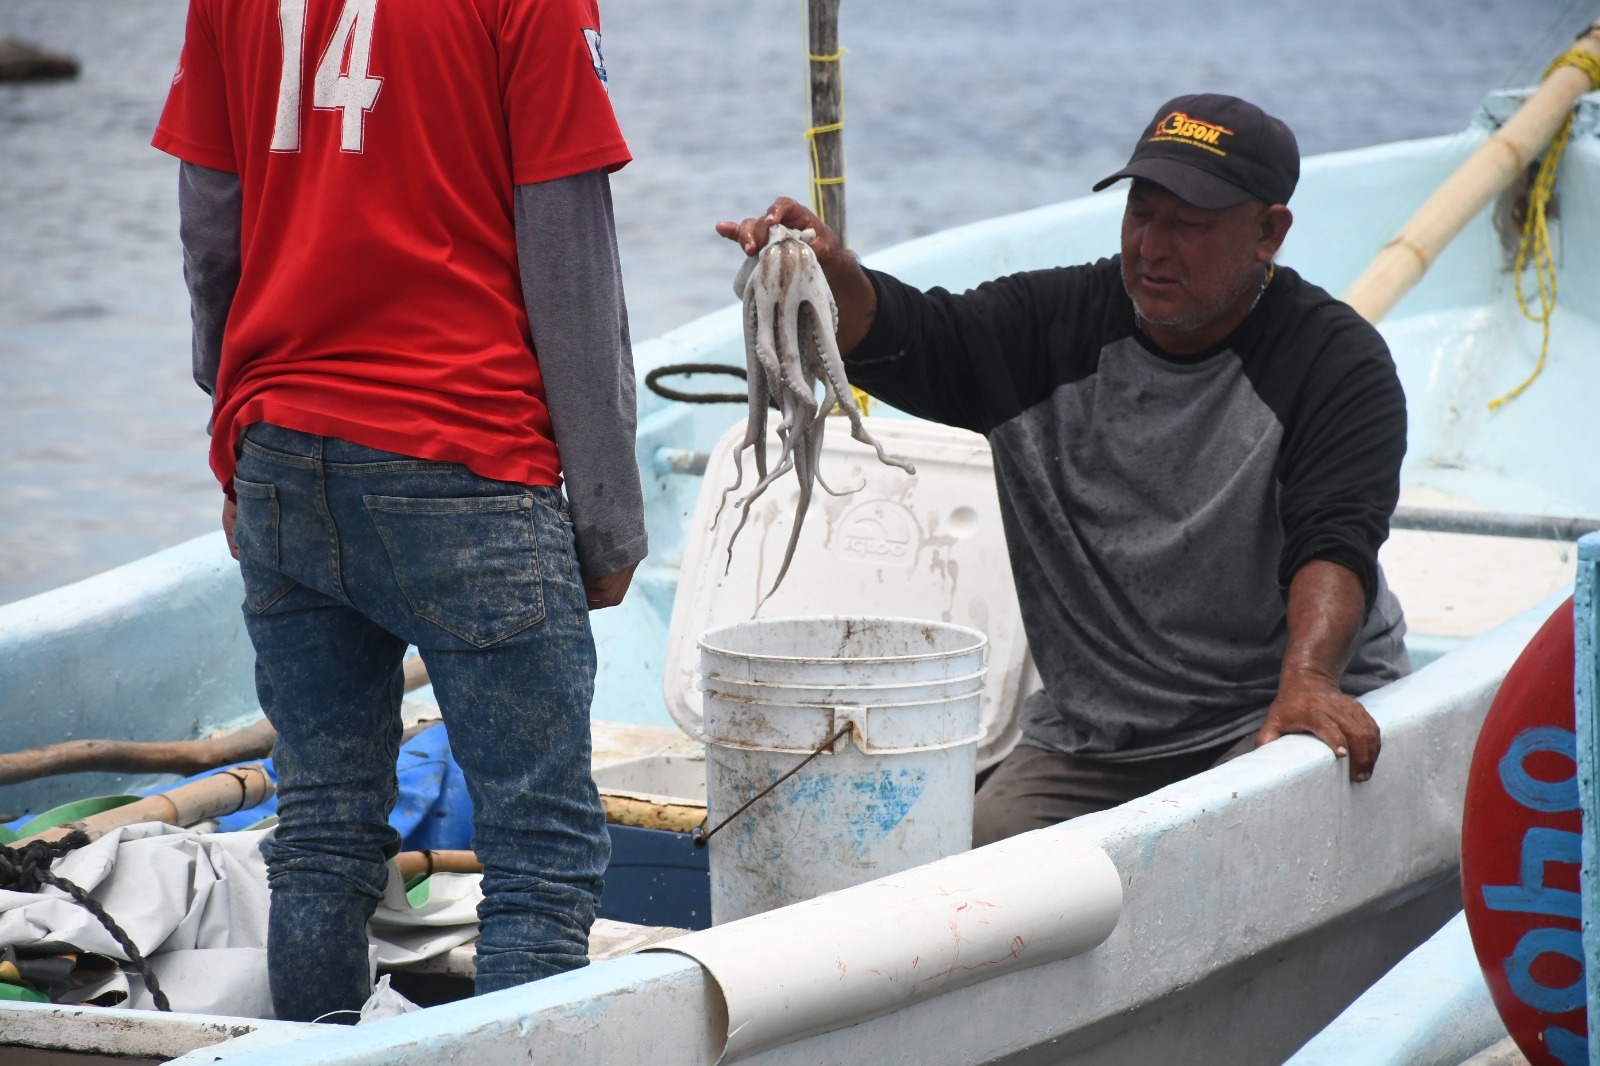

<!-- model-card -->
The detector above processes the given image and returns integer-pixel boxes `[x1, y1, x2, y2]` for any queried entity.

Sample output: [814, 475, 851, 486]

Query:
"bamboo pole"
[599, 792, 707, 834]
[15, 764, 275, 846]
[402, 654, 429, 693]
[390, 795, 710, 885]
[394, 849, 482, 882]
[13, 782, 705, 855]
[807, 0, 846, 246]
[0, 718, 279, 787]
[0, 657, 434, 786]
[1342, 25, 1600, 323]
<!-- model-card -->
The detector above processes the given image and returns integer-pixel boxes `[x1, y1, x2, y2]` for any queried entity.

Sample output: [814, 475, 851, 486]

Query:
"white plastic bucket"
[698, 616, 986, 924]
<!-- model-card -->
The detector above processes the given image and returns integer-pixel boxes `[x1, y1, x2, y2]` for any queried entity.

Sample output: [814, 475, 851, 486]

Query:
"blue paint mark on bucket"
[849, 769, 927, 840]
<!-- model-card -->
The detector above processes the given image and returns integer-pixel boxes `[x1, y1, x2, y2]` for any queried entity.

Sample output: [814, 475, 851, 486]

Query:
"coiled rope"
[644, 363, 750, 405]
[1488, 41, 1600, 410]
[0, 831, 171, 1011]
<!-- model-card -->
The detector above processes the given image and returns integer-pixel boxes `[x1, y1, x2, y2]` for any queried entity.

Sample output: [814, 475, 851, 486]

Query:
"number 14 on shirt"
[272, 0, 383, 154]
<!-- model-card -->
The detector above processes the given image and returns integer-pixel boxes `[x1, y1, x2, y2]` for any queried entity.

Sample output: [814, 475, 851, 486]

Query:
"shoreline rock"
[0, 35, 80, 82]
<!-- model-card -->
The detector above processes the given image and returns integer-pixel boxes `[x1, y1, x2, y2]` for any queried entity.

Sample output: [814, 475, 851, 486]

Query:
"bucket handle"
[691, 721, 854, 849]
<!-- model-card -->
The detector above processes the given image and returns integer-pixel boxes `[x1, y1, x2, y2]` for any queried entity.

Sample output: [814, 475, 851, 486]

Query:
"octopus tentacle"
[749, 280, 796, 483]
[809, 298, 916, 476]
[803, 309, 864, 498]
[715, 277, 768, 531]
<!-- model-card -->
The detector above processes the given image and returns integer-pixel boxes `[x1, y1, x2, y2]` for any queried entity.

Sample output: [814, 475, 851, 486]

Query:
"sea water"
[0, 0, 1586, 604]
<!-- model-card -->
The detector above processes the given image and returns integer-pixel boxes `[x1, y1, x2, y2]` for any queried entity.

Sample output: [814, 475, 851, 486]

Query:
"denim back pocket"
[364, 493, 546, 648]
[232, 478, 296, 613]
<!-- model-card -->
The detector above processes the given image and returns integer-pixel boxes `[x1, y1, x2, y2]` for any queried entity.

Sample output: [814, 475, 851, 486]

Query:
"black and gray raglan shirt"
[846, 257, 1410, 762]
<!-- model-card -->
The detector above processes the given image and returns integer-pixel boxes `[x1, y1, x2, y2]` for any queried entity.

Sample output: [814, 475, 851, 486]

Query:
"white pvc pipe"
[649, 828, 1122, 1061]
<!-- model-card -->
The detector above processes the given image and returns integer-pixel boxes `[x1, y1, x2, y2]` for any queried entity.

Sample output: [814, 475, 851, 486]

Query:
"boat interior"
[2, 90, 1598, 1064]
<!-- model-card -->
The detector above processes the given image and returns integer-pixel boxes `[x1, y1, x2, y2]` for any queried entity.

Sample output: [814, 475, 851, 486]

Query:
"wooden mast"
[806, 0, 846, 247]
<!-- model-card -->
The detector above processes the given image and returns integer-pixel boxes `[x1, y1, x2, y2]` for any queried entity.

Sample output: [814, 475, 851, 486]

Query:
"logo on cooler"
[833, 500, 918, 569]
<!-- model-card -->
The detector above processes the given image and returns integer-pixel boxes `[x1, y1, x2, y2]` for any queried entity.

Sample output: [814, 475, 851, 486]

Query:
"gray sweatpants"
[973, 734, 1257, 846]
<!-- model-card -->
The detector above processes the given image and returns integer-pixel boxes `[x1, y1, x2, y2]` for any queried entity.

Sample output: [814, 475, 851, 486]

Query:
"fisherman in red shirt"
[155, 0, 644, 1021]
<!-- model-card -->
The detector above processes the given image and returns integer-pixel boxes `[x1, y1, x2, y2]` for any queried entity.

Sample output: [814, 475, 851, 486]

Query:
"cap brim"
[1091, 157, 1255, 210]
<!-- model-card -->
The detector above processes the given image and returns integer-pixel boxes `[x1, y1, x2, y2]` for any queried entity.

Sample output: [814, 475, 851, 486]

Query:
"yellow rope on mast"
[800, 43, 851, 219]
[801, 17, 870, 413]
[1487, 46, 1600, 410]
[802, 44, 847, 220]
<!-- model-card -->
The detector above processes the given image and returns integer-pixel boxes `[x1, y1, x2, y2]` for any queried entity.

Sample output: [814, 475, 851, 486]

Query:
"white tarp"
[0, 823, 481, 1018]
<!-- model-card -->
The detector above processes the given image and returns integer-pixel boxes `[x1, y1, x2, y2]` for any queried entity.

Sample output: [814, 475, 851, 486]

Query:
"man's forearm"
[819, 249, 878, 357]
[1258, 557, 1381, 781]
[1280, 559, 1366, 688]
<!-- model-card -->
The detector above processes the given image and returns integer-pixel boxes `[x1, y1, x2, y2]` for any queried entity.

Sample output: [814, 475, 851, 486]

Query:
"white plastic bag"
[357, 974, 421, 1024]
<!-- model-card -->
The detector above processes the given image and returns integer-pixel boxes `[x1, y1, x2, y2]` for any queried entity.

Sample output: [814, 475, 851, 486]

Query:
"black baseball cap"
[1093, 94, 1299, 209]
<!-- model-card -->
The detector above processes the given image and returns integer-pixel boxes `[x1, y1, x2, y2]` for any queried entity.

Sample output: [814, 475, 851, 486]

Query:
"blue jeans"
[231, 423, 608, 1022]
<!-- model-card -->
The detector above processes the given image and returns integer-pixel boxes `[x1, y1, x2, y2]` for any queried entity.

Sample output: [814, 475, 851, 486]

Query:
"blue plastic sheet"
[5, 725, 476, 851]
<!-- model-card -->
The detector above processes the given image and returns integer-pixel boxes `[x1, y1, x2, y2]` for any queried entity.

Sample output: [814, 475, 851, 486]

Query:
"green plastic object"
[0, 982, 51, 1003]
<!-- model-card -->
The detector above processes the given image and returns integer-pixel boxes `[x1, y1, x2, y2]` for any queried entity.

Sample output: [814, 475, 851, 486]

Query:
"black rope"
[692, 724, 853, 848]
[644, 363, 751, 405]
[0, 831, 172, 1012]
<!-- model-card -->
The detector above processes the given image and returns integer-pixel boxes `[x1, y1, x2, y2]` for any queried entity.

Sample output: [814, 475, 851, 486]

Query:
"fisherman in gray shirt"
[721, 94, 1409, 844]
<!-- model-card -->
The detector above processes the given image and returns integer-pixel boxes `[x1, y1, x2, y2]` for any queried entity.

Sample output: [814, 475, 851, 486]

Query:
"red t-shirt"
[153, 0, 631, 490]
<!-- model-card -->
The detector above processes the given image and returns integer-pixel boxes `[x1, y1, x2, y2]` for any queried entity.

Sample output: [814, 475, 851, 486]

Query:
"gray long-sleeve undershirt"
[178, 162, 240, 400]
[177, 161, 647, 580]
[513, 172, 646, 580]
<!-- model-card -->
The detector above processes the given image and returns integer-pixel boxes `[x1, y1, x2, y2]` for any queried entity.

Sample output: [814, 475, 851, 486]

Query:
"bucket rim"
[697, 614, 989, 665]
[701, 689, 984, 714]
[699, 667, 988, 693]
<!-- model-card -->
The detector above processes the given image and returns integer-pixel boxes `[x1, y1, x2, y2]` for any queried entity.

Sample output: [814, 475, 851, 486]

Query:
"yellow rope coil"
[1550, 45, 1600, 88]
[1488, 47, 1600, 410]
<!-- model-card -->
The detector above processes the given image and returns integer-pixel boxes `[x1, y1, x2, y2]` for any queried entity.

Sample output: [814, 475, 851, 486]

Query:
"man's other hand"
[584, 562, 638, 611]
[223, 497, 239, 560]
[1255, 674, 1381, 783]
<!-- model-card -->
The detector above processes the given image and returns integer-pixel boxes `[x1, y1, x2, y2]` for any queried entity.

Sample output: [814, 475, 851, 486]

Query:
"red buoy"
[1461, 597, 1585, 1066]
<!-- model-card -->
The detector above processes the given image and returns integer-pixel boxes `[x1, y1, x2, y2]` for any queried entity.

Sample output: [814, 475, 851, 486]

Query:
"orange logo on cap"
[1150, 111, 1232, 157]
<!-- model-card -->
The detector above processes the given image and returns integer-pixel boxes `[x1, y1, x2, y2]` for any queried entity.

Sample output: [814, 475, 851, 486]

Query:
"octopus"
[716, 224, 915, 603]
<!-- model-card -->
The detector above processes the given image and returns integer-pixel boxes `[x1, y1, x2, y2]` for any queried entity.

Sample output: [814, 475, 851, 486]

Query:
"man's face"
[1119, 180, 1279, 341]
